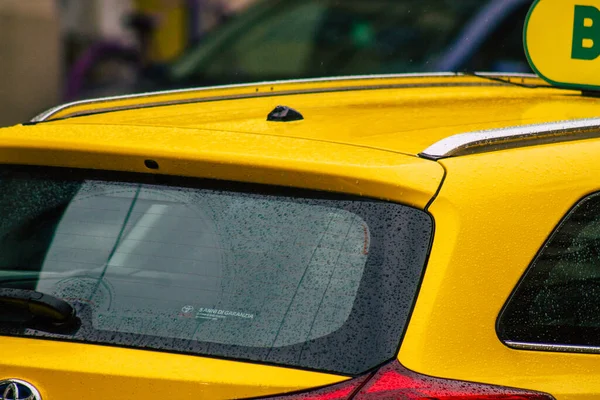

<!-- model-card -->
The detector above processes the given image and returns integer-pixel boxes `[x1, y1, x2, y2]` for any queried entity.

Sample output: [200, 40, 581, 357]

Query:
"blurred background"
[0, 0, 534, 127]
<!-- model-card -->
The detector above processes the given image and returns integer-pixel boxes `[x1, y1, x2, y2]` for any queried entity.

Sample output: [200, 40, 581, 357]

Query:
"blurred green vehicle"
[77, 0, 534, 98]
[163, 0, 533, 87]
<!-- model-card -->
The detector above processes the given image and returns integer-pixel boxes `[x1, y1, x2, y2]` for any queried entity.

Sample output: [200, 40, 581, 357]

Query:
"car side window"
[180, 0, 486, 83]
[202, 1, 328, 80]
[284, 0, 485, 77]
[461, 3, 532, 73]
[498, 192, 600, 349]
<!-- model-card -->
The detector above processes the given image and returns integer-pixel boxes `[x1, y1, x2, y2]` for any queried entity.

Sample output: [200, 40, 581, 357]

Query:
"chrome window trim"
[505, 341, 600, 354]
[419, 118, 600, 159]
[30, 72, 539, 122]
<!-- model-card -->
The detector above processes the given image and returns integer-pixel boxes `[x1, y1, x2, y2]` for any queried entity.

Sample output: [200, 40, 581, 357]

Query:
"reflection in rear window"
[0, 168, 432, 375]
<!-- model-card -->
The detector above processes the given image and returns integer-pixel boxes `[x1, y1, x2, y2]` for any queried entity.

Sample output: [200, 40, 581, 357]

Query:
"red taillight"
[261, 361, 554, 400]
[263, 375, 369, 400]
[352, 361, 554, 399]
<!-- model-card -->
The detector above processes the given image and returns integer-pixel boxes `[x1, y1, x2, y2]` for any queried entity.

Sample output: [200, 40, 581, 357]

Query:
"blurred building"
[0, 0, 61, 126]
[0, 0, 257, 127]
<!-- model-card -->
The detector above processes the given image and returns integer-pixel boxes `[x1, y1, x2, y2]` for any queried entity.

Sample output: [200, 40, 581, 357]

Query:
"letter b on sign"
[572, 5, 600, 60]
[525, 0, 600, 89]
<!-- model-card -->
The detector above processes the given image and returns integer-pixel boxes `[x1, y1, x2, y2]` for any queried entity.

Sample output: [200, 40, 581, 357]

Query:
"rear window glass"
[0, 168, 432, 375]
[499, 192, 600, 349]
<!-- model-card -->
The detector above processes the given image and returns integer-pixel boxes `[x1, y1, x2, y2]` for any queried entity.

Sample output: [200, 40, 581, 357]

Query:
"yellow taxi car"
[3, 1, 600, 399]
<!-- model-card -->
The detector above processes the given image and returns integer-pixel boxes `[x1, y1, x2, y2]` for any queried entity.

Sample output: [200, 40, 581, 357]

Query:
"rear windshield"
[0, 167, 432, 375]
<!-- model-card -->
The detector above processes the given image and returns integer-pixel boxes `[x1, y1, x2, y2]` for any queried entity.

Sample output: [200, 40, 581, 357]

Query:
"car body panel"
[0, 122, 443, 208]
[6, 74, 600, 399]
[0, 336, 347, 399]
[0, 123, 444, 398]
[39, 74, 485, 121]
[399, 138, 600, 399]
[41, 76, 600, 157]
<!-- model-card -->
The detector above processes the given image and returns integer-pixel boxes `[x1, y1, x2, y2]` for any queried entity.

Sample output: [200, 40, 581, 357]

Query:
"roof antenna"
[267, 106, 304, 122]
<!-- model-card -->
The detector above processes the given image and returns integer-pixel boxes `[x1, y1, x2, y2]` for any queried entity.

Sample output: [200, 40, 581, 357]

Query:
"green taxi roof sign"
[525, 0, 600, 91]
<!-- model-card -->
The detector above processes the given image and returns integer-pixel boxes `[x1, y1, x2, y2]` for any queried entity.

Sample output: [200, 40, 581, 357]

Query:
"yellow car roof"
[5, 74, 600, 209]
[32, 74, 600, 157]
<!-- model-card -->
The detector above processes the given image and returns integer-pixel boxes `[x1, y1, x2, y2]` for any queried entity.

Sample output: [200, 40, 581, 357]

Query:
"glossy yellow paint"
[0, 336, 344, 399]
[38, 74, 544, 121]
[0, 123, 443, 208]
[6, 75, 600, 399]
[44, 76, 600, 157]
[400, 138, 600, 399]
[0, 125, 443, 398]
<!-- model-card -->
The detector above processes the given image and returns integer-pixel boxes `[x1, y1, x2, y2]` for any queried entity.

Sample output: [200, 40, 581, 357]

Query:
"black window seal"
[496, 190, 600, 354]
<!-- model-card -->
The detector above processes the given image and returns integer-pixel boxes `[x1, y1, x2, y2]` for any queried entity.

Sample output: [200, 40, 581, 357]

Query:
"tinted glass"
[170, 0, 525, 86]
[0, 168, 432, 375]
[499, 193, 600, 348]
[461, 4, 532, 73]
